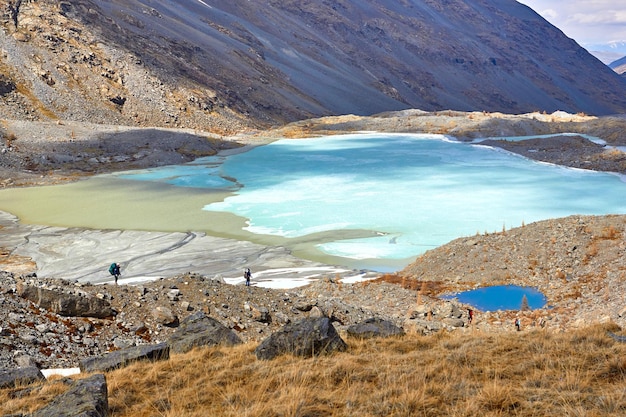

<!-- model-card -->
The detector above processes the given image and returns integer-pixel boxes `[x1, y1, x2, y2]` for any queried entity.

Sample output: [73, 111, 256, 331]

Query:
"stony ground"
[401, 214, 626, 329]
[1, 110, 626, 370]
[1, 214, 624, 371]
[0, 270, 429, 369]
[0, 119, 245, 188]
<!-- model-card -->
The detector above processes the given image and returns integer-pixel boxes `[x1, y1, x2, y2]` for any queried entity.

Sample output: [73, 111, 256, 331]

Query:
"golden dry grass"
[3, 324, 626, 416]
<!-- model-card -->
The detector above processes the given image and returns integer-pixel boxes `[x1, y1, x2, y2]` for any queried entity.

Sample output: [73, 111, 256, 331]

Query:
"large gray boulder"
[0, 366, 45, 389]
[32, 373, 108, 417]
[79, 342, 169, 373]
[17, 283, 115, 318]
[255, 317, 347, 360]
[346, 318, 405, 339]
[167, 312, 242, 354]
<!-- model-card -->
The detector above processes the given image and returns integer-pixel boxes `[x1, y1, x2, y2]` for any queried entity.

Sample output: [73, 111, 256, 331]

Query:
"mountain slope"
[1, 0, 625, 132]
[610, 56, 626, 76]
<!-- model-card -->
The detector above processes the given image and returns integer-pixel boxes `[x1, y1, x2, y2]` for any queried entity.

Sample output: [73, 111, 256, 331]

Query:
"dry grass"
[374, 273, 450, 294]
[3, 324, 626, 416]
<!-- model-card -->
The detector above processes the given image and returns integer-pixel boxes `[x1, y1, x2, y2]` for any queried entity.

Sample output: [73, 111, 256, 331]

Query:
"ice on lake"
[118, 133, 626, 270]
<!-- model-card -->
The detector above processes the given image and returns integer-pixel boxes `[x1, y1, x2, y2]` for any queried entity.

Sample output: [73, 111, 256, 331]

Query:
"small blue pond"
[442, 285, 547, 311]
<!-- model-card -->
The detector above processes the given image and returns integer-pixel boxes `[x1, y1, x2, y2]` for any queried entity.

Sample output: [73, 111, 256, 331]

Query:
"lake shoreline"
[7, 130, 624, 281]
[0, 209, 381, 287]
[1, 110, 625, 190]
[1, 110, 625, 286]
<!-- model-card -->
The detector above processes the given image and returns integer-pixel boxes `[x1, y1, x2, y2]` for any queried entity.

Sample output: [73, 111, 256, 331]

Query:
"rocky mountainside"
[1, 0, 625, 136]
[0, 0, 251, 133]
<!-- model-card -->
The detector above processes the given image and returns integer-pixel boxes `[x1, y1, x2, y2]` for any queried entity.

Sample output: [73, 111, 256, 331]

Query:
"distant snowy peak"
[606, 41, 626, 52]
[584, 41, 626, 65]
[596, 41, 626, 74]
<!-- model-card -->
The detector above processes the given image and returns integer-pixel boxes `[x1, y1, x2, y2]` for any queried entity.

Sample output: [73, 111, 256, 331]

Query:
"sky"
[518, 0, 626, 61]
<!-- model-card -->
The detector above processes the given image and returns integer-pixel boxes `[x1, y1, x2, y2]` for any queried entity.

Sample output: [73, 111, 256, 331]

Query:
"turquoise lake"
[112, 133, 626, 270]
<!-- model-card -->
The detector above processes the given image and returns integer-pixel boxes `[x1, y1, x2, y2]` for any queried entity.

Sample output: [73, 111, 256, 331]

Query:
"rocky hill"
[1, 0, 625, 136]
[401, 214, 626, 329]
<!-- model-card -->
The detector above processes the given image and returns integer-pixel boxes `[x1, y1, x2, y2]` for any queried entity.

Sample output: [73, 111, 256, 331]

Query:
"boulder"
[0, 366, 45, 389]
[0, 75, 16, 96]
[167, 289, 180, 301]
[167, 312, 242, 354]
[346, 318, 405, 339]
[317, 299, 359, 325]
[404, 318, 444, 335]
[16, 283, 115, 318]
[249, 304, 271, 323]
[408, 304, 431, 319]
[152, 306, 178, 326]
[255, 317, 347, 360]
[14, 355, 39, 368]
[443, 318, 465, 328]
[438, 302, 463, 319]
[294, 301, 314, 312]
[273, 311, 291, 325]
[308, 306, 325, 318]
[79, 342, 169, 373]
[32, 373, 108, 417]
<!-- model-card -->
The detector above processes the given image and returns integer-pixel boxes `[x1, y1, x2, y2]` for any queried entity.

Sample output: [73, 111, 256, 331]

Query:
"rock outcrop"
[167, 312, 242, 354]
[31, 373, 108, 417]
[346, 318, 405, 339]
[16, 281, 115, 319]
[0, 366, 45, 389]
[151, 306, 178, 327]
[255, 317, 347, 360]
[79, 343, 169, 373]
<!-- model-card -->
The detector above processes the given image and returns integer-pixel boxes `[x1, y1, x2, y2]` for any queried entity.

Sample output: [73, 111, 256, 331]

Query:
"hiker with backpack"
[109, 262, 121, 284]
[244, 268, 251, 286]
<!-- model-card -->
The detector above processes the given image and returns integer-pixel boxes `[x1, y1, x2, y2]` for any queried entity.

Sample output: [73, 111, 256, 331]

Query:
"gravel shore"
[1, 110, 626, 188]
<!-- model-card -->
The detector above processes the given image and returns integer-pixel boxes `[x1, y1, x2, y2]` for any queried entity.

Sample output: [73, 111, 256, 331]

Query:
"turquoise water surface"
[116, 133, 626, 269]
